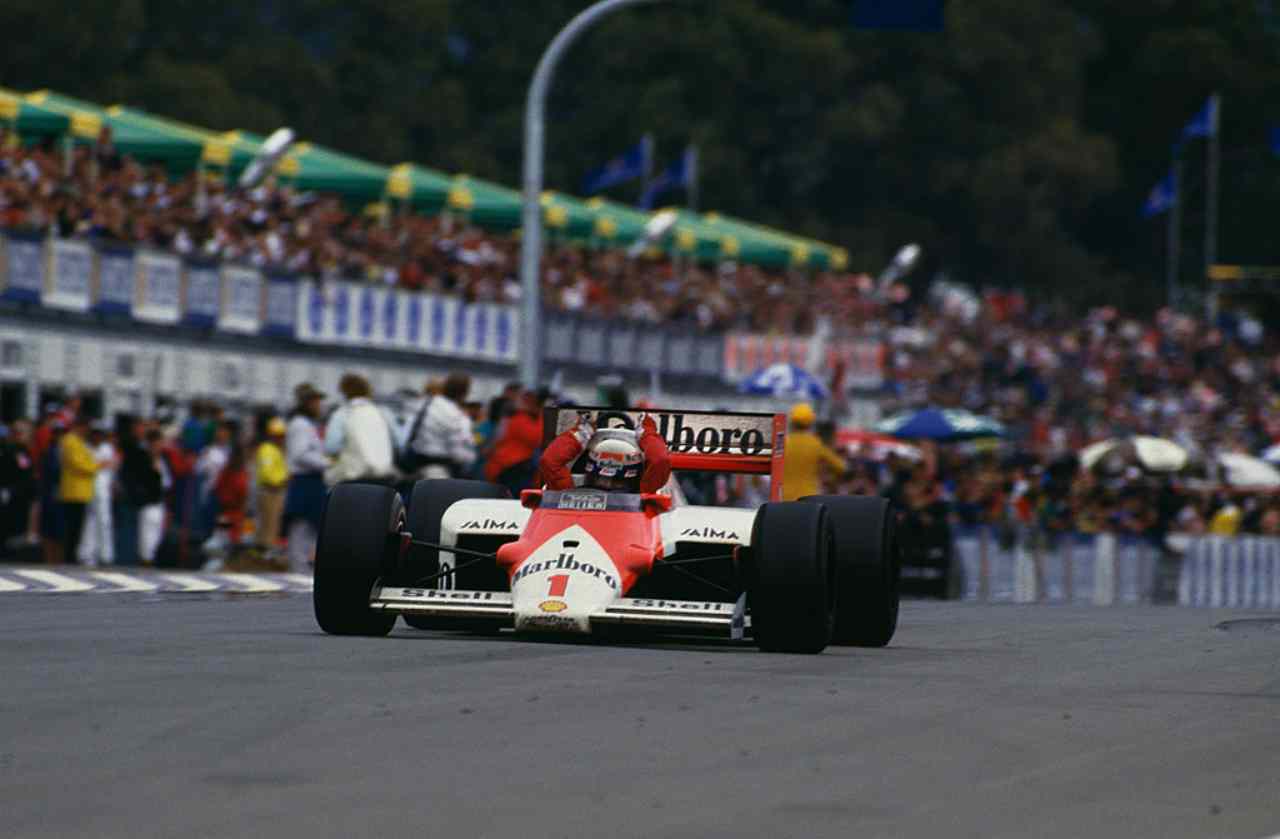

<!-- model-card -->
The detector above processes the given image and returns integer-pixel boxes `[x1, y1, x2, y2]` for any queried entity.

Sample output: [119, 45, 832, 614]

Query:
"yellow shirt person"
[59, 427, 99, 503]
[780, 403, 846, 501]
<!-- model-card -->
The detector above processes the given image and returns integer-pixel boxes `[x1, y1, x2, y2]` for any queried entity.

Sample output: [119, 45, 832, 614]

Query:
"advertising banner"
[94, 245, 134, 315]
[403, 292, 423, 350]
[544, 311, 576, 364]
[576, 320, 606, 368]
[0, 232, 44, 303]
[331, 283, 353, 344]
[450, 298, 470, 355]
[723, 333, 883, 388]
[183, 259, 221, 328]
[423, 294, 456, 356]
[494, 305, 517, 362]
[354, 284, 378, 346]
[262, 273, 297, 338]
[45, 238, 93, 312]
[219, 265, 262, 334]
[636, 328, 665, 373]
[379, 288, 404, 349]
[134, 250, 182, 324]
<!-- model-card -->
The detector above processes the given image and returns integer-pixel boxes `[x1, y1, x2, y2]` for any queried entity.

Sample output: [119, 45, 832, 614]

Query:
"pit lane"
[1, 595, 1277, 839]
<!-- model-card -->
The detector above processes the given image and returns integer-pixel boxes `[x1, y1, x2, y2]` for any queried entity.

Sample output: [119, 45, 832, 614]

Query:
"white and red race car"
[313, 407, 899, 653]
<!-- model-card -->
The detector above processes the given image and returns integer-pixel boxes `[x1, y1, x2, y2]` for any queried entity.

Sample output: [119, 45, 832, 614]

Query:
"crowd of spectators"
[3, 127, 1280, 555]
[0, 127, 858, 333]
[0, 373, 567, 570]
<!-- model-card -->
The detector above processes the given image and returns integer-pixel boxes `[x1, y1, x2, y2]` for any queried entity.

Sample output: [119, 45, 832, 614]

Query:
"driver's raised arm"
[637, 413, 671, 493]
[536, 414, 594, 490]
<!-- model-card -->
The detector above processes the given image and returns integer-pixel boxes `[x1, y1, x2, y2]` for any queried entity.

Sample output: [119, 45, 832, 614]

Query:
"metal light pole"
[519, 0, 667, 388]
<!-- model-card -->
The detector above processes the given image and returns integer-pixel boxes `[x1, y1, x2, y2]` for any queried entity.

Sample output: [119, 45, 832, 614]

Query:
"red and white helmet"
[582, 429, 644, 492]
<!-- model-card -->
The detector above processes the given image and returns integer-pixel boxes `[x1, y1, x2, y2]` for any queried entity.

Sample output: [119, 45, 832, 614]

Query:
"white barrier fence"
[952, 530, 1280, 609]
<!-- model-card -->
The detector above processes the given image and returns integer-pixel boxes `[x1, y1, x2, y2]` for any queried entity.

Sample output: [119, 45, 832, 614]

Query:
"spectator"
[194, 421, 232, 537]
[58, 414, 98, 564]
[405, 372, 476, 479]
[254, 417, 288, 556]
[37, 419, 64, 564]
[780, 403, 846, 501]
[138, 429, 171, 565]
[484, 390, 544, 495]
[212, 442, 250, 547]
[0, 420, 37, 556]
[285, 384, 328, 571]
[115, 417, 150, 565]
[324, 373, 395, 485]
[76, 422, 117, 567]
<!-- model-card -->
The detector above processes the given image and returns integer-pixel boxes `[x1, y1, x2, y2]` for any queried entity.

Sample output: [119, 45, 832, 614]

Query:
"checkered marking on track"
[0, 568, 313, 594]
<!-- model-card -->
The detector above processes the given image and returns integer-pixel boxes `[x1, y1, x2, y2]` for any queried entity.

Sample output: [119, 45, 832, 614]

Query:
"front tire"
[749, 501, 835, 654]
[802, 495, 899, 647]
[313, 482, 402, 636]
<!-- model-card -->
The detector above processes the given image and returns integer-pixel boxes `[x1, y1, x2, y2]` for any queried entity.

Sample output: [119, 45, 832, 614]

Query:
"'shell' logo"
[680, 527, 741, 541]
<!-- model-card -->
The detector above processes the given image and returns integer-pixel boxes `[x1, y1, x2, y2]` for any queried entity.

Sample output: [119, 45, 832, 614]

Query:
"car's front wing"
[371, 585, 748, 639]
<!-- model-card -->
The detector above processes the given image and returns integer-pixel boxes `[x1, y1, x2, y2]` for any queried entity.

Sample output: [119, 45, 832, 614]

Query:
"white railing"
[952, 528, 1280, 608]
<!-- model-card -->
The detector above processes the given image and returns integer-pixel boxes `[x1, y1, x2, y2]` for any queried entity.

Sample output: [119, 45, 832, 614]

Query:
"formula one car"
[313, 407, 899, 653]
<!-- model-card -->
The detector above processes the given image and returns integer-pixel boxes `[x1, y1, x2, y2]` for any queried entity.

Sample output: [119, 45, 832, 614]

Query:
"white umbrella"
[1080, 436, 1188, 473]
[1218, 452, 1280, 488]
[1262, 444, 1280, 465]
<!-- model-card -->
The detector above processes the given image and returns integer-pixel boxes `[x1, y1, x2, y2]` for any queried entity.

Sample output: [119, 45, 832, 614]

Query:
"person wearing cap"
[780, 403, 846, 501]
[254, 417, 289, 557]
[76, 421, 118, 567]
[58, 415, 99, 564]
[285, 383, 329, 571]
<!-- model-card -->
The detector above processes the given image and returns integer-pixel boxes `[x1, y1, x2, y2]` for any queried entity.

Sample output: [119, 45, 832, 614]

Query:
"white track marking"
[0, 575, 27, 592]
[90, 572, 159, 593]
[216, 573, 284, 593]
[13, 569, 96, 593]
[159, 573, 221, 593]
[282, 573, 313, 590]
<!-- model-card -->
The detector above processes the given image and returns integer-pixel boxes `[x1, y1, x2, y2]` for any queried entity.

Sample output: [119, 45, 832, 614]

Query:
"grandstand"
[0, 86, 866, 420]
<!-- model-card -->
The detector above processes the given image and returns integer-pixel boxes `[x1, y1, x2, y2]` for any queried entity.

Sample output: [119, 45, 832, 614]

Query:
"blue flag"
[582, 136, 652, 194]
[1142, 170, 1177, 218]
[1178, 96, 1219, 148]
[1270, 126, 1280, 155]
[852, 0, 945, 31]
[639, 147, 697, 210]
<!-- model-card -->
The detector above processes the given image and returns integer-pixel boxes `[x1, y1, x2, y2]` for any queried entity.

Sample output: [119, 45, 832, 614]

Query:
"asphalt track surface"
[2, 590, 1278, 839]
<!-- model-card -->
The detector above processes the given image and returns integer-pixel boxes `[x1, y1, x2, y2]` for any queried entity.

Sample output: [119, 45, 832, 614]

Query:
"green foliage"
[1, 0, 1278, 308]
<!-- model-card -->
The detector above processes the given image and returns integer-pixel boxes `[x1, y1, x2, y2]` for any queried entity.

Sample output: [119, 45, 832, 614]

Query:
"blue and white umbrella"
[738, 363, 830, 400]
[874, 408, 1005, 441]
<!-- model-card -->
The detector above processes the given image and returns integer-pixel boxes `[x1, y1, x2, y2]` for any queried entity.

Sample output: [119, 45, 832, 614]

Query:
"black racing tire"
[748, 501, 835, 654]
[802, 495, 899, 647]
[313, 482, 402, 637]
[401, 479, 510, 631]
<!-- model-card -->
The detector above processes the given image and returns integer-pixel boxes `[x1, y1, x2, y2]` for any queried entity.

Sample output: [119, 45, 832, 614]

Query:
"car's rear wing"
[542, 406, 786, 501]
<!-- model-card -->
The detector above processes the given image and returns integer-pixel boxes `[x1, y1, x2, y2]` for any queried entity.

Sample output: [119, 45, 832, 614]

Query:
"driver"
[538, 412, 671, 493]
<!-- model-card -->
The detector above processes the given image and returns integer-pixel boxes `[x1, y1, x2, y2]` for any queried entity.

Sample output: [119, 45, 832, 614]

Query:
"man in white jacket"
[324, 373, 397, 486]
[404, 372, 477, 479]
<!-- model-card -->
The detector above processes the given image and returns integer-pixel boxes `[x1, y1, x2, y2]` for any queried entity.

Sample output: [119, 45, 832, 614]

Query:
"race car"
[313, 407, 899, 654]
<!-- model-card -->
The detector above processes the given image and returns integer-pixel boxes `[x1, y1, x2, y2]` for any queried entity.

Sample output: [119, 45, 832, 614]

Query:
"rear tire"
[748, 501, 835, 654]
[802, 495, 899, 647]
[313, 483, 402, 637]
[401, 479, 510, 631]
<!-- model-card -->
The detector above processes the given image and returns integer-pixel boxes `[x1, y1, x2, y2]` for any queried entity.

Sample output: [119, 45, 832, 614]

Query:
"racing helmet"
[582, 429, 644, 492]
